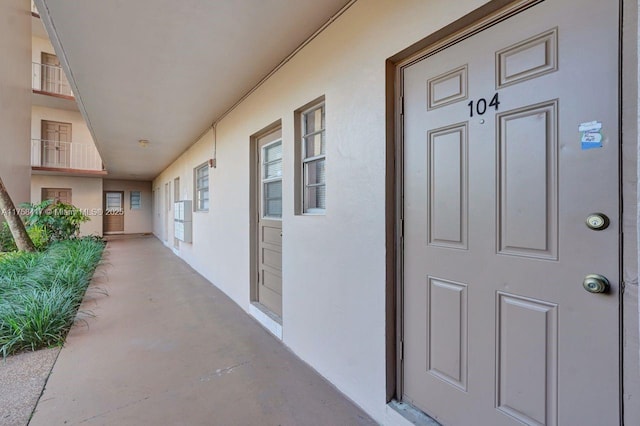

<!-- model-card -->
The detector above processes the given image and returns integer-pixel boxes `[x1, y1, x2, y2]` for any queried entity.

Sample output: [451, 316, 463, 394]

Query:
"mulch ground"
[0, 348, 60, 426]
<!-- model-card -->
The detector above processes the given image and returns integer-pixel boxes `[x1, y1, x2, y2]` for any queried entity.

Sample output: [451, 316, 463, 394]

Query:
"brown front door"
[41, 52, 63, 94]
[402, 1, 619, 425]
[42, 188, 71, 204]
[257, 128, 283, 317]
[41, 120, 71, 167]
[103, 191, 124, 234]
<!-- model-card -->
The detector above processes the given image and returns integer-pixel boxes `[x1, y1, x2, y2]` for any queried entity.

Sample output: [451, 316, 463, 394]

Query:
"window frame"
[194, 162, 210, 212]
[261, 139, 283, 220]
[298, 100, 326, 215]
[130, 190, 141, 210]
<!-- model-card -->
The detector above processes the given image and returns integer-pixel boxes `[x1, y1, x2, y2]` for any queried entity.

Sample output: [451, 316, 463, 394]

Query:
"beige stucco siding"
[30, 175, 102, 236]
[30, 106, 102, 171]
[32, 35, 55, 63]
[31, 106, 93, 144]
[0, 0, 32, 204]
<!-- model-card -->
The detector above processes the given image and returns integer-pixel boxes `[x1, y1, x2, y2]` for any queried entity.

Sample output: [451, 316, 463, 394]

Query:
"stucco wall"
[30, 105, 101, 170]
[30, 174, 103, 236]
[31, 105, 95, 147]
[152, 0, 492, 422]
[0, 0, 31, 205]
[103, 179, 153, 234]
[32, 35, 55, 63]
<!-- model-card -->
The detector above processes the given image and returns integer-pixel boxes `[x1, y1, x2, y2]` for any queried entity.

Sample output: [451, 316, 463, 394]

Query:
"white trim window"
[194, 163, 209, 211]
[301, 102, 326, 213]
[130, 191, 141, 209]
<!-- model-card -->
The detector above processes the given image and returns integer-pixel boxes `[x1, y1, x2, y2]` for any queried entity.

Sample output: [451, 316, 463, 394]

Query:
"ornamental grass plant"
[0, 237, 105, 357]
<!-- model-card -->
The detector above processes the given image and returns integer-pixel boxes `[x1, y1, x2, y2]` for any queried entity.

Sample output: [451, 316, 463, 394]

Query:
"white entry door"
[402, 1, 619, 425]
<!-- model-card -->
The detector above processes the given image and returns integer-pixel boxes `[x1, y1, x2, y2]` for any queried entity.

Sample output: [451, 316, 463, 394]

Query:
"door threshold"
[387, 400, 441, 426]
[249, 302, 282, 340]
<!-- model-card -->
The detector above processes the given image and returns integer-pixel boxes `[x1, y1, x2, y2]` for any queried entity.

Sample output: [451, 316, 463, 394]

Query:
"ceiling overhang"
[35, 0, 353, 180]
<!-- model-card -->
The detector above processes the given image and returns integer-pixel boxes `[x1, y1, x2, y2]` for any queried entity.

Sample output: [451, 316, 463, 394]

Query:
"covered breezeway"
[30, 236, 375, 425]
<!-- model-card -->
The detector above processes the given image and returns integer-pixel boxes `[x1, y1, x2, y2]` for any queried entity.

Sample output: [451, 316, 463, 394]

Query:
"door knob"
[585, 213, 609, 230]
[583, 274, 610, 294]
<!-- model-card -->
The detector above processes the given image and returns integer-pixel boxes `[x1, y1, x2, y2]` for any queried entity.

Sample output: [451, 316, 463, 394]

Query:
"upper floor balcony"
[31, 139, 106, 175]
[32, 62, 73, 98]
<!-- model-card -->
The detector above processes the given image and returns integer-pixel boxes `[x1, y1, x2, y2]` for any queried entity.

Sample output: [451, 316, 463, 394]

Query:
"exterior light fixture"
[138, 139, 149, 148]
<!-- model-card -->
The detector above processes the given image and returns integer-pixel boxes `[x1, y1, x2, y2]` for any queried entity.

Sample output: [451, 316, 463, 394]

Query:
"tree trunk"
[0, 177, 35, 252]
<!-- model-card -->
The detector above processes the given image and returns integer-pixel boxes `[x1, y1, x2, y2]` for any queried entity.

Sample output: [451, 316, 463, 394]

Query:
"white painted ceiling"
[36, 0, 350, 180]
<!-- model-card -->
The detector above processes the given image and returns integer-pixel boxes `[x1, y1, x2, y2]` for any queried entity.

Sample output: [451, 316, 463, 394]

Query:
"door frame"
[40, 52, 61, 93]
[41, 187, 72, 204]
[384, 0, 629, 420]
[103, 190, 125, 234]
[249, 120, 283, 311]
[41, 119, 72, 167]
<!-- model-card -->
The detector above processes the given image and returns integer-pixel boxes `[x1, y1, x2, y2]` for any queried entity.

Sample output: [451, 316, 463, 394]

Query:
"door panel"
[257, 128, 283, 317]
[41, 120, 71, 167]
[402, 1, 619, 425]
[103, 191, 124, 233]
[41, 52, 62, 94]
[42, 188, 71, 204]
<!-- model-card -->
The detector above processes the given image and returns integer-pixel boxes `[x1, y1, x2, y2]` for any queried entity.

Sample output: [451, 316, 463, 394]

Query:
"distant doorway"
[42, 188, 71, 204]
[173, 177, 180, 248]
[103, 191, 124, 234]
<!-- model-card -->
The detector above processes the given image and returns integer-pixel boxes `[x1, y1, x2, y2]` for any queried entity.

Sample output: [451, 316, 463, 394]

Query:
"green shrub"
[0, 200, 91, 252]
[27, 224, 50, 251]
[0, 222, 52, 252]
[0, 237, 105, 356]
[21, 200, 89, 243]
[0, 222, 14, 252]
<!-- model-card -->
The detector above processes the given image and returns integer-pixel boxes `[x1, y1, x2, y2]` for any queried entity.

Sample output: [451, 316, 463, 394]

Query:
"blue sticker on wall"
[579, 121, 603, 150]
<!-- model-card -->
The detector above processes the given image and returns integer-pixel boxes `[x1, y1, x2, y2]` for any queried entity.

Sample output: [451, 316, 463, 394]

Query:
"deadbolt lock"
[585, 213, 609, 231]
[583, 274, 610, 294]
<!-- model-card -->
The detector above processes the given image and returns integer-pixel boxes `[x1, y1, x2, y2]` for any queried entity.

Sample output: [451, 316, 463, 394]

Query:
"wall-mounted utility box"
[174, 200, 193, 243]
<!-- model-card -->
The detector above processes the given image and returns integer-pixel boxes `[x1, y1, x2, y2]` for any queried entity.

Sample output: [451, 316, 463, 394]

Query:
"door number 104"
[467, 93, 500, 117]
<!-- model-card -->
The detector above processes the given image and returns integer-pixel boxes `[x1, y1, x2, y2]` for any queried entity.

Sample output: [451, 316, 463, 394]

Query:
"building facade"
[34, 0, 640, 424]
[23, 1, 153, 237]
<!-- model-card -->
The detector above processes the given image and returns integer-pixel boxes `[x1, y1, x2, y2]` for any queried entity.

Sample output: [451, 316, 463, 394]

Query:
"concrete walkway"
[30, 236, 375, 426]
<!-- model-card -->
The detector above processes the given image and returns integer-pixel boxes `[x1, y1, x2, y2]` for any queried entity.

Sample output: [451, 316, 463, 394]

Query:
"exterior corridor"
[30, 236, 375, 426]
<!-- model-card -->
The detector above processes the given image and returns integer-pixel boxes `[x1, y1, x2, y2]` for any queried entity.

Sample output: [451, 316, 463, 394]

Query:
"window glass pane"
[199, 189, 209, 210]
[264, 180, 282, 218]
[304, 133, 325, 158]
[264, 142, 282, 162]
[263, 142, 283, 179]
[197, 165, 209, 181]
[303, 106, 324, 135]
[195, 164, 209, 211]
[305, 159, 325, 185]
[265, 198, 282, 218]
[264, 160, 282, 179]
[265, 180, 282, 199]
[300, 102, 326, 213]
[106, 193, 122, 210]
[130, 191, 141, 209]
[306, 185, 326, 210]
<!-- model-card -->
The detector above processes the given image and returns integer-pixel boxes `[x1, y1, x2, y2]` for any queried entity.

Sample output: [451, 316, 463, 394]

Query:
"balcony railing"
[31, 139, 104, 172]
[32, 62, 73, 97]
